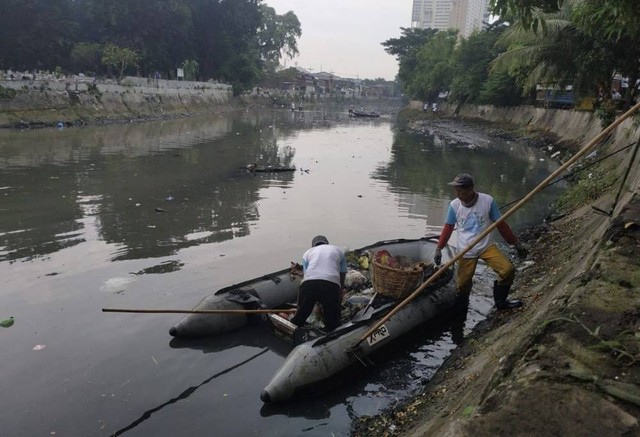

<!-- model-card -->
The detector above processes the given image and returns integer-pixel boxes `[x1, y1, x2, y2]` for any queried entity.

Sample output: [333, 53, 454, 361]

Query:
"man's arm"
[437, 204, 457, 249]
[496, 221, 518, 245]
[435, 205, 456, 264]
[437, 224, 455, 249]
[490, 199, 527, 257]
[339, 254, 347, 288]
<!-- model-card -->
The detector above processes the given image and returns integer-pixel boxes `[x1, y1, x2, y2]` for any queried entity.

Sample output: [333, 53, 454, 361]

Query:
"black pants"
[290, 279, 341, 331]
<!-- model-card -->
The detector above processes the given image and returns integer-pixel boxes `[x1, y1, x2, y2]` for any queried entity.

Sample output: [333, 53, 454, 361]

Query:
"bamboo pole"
[353, 101, 640, 349]
[102, 308, 296, 315]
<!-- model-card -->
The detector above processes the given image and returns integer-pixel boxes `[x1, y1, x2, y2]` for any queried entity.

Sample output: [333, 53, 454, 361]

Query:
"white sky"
[264, 1, 413, 80]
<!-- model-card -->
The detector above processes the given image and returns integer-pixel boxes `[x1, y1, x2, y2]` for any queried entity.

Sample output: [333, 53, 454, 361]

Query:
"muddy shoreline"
[352, 112, 640, 436]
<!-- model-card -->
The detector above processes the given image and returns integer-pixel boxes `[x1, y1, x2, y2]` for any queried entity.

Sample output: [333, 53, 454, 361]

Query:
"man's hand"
[434, 248, 442, 265]
[515, 243, 528, 259]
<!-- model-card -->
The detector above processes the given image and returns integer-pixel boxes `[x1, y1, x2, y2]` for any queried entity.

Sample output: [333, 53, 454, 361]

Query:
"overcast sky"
[265, 1, 413, 80]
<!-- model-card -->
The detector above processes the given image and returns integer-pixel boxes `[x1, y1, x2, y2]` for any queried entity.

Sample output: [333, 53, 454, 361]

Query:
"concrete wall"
[0, 76, 233, 127]
[411, 100, 640, 154]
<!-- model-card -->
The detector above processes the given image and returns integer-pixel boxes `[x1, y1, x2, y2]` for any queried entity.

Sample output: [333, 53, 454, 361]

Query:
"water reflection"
[0, 114, 308, 262]
[374, 120, 561, 230]
[168, 324, 293, 357]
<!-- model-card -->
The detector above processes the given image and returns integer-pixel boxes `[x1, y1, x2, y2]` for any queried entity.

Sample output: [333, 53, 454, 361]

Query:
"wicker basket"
[371, 260, 428, 299]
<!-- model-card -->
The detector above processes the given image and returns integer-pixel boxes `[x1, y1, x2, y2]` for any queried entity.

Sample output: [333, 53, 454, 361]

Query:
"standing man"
[290, 235, 347, 331]
[434, 174, 527, 310]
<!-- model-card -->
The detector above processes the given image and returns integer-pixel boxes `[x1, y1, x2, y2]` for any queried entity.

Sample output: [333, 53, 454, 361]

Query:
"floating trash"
[1, 316, 14, 328]
[100, 276, 136, 293]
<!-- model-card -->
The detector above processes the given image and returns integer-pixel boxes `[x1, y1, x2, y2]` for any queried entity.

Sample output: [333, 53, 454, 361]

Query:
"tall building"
[411, 0, 490, 38]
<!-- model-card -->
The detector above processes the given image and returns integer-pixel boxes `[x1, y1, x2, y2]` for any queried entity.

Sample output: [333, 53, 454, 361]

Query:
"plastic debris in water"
[1, 316, 14, 328]
[33, 344, 47, 351]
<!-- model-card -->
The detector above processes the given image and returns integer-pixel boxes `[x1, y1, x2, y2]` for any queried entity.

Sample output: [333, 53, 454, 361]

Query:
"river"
[0, 108, 561, 436]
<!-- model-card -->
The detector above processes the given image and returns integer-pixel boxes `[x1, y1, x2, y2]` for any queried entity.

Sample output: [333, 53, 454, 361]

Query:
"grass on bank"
[554, 162, 619, 214]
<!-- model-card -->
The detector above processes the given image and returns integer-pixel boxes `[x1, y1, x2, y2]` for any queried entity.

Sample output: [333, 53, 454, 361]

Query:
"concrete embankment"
[0, 76, 234, 128]
[410, 100, 639, 155]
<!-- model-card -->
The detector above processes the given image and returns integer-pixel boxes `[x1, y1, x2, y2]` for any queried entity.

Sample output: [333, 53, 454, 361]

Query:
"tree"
[256, 4, 301, 71]
[0, 0, 76, 71]
[491, 0, 640, 41]
[570, 0, 640, 40]
[70, 43, 102, 74]
[189, 0, 261, 86]
[79, 0, 193, 77]
[478, 71, 524, 106]
[381, 27, 439, 92]
[490, 0, 563, 31]
[405, 30, 458, 101]
[449, 23, 508, 105]
[492, 1, 633, 104]
[101, 44, 139, 79]
[182, 59, 199, 81]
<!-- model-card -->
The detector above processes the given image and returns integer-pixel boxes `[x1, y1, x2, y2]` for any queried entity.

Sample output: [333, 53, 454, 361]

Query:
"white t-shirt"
[445, 192, 502, 258]
[302, 244, 347, 285]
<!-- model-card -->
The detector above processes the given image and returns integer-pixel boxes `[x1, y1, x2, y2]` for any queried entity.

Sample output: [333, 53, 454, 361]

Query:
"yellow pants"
[456, 244, 514, 295]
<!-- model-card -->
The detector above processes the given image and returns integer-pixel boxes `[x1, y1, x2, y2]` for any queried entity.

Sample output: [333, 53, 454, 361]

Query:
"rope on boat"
[352, 101, 640, 350]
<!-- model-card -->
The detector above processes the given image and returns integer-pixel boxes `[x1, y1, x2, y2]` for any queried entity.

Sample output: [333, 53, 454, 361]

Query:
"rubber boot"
[493, 281, 523, 310]
[450, 292, 470, 345]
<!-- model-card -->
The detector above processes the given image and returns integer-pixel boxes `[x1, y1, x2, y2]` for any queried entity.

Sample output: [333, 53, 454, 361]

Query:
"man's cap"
[447, 173, 474, 187]
[311, 235, 329, 247]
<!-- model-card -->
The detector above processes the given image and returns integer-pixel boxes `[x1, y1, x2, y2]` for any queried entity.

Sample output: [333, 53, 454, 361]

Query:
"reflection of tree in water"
[372, 127, 561, 226]
[0, 109, 382, 262]
[97, 116, 297, 260]
[0, 164, 85, 262]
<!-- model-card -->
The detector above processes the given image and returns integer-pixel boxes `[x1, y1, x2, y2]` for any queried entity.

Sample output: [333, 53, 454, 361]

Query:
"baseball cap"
[311, 235, 329, 247]
[447, 173, 474, 187]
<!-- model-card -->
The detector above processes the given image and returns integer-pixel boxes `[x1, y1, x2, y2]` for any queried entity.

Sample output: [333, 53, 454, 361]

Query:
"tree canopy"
[384, 1, 640, 114]
[0, 0, 301, 93]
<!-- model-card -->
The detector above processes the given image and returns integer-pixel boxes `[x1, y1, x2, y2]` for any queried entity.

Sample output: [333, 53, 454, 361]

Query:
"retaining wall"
[411, 100, 640, 154]
[0, 76, 233, 128]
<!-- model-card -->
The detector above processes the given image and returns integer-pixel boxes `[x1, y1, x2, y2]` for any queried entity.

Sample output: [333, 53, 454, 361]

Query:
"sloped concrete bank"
[0, 77, 234, 128]
[353, 106, 640, 436]
[411, 100, 639, 155]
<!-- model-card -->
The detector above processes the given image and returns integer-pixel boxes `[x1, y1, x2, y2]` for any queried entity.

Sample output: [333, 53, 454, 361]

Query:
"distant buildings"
[411, 0, 490, 38]
[278, 69, 397, 99]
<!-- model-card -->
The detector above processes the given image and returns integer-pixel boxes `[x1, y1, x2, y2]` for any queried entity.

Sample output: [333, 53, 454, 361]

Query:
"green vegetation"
[101, 44, 139, 81]
[182, 59, 200, 81]
[554, 163, 618, 213]
[0, 85, 17, 100]
[0, 0, 301, 95]
[383, 1, 640, 111]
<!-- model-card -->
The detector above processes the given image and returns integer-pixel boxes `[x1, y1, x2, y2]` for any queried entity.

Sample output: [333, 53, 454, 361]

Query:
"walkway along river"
[0, 109, 561, 436]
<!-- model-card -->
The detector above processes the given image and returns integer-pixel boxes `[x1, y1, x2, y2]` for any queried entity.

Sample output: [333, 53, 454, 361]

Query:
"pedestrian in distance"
[434, 173, 527, 311]
[290, 235, 347, 332]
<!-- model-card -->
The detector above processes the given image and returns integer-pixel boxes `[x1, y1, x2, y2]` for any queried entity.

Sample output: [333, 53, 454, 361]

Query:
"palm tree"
[182, 59, 199, 81]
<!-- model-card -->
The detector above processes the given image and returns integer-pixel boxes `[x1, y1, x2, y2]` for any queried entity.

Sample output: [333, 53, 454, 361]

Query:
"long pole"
[353, 101, 640, 348]
[102, 308, 296, 315]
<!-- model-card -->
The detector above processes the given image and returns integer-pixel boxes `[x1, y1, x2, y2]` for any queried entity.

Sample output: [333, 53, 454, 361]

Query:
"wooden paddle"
[102, 308, 296, 315]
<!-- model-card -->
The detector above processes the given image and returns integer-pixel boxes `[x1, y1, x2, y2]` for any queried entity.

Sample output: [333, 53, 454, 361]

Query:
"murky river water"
[0, 108, 561, 436]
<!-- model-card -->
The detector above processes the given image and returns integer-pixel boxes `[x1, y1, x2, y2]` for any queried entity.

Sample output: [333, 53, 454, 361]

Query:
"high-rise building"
[411, 0, 490, 38]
